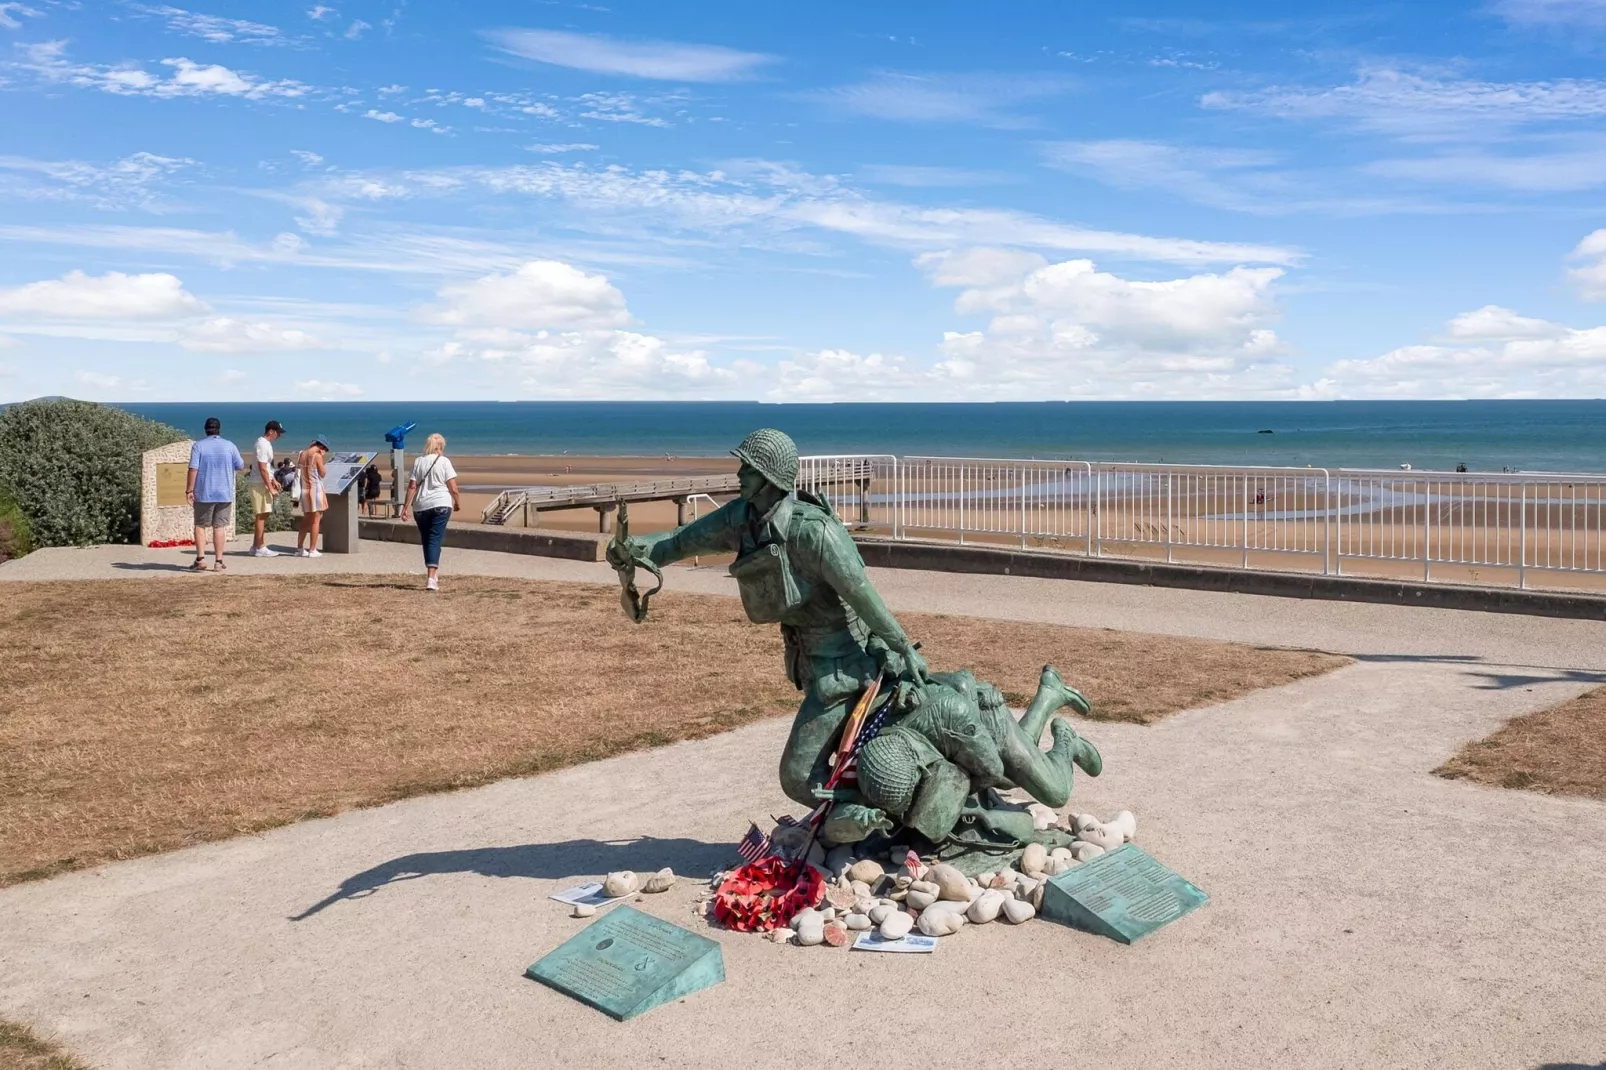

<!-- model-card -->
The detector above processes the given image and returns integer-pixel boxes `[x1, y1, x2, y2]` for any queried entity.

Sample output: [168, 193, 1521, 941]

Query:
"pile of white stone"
[764, 808, 1138, 947]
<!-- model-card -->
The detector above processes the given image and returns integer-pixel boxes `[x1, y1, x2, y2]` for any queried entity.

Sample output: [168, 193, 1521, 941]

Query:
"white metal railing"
[796, 455, 1606, 592]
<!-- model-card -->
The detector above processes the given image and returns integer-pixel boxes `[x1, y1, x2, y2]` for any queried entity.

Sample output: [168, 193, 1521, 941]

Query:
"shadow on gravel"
[1351, 652, 1606, 690]
[290, 836, 734, 921]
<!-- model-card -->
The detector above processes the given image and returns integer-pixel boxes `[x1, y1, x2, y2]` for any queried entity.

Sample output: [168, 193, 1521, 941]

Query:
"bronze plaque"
[155, 462, 189, 507]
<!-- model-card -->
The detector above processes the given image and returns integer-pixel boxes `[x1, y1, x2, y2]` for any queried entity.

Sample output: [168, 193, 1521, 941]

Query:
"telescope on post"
[384, 421, 416, 514]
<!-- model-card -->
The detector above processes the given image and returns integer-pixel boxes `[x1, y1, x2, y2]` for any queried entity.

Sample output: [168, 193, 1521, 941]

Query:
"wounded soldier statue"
[605, 428, 1103, 872]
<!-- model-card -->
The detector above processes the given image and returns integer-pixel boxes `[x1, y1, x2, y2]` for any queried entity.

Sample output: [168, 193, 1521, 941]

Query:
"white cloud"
[575, 91, 673, 127]
[857, 164, 1016, 187]
[460, 160, 1298, 265]
[291, 149, 324, 166]
[0, 3, 41, 30]
[767, 349, 922, 401]
[15, 41, 313, 100]
[134, 5, 284, 45]
[74, 370, 123, 391]
[0, 151, 193, 211]
[486, 28, 775, 82]
[764, 250, 1294, 401]
[344, 18, 370, 39]
[364, 109, 403, 122]
[1044, 139, 1292, 211]
[1202, 65, 1606, 139]
[425, 260, 633, 330]
[1365, 142, 1606, 192]
[307, 5, 336, 20]
[181, 317, 321, 352]
[0, 270, 207, 319]
[525, 142, 599, 154]
[296, 379, 362, 398]
[1493, 0, 1606, 27]
[1568, 229, 1606, 300]
[811, 72, 1073, 127]
[1306, 309, 1606, 398]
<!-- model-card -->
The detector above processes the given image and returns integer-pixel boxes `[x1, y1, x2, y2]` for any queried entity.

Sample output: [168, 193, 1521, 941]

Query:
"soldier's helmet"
[731, 427, 798, 492]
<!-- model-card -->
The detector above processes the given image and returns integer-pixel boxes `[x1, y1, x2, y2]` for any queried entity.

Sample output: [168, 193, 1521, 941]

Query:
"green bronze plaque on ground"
[525, 906, 725, 1021]
[1039, 843, 1208, 944]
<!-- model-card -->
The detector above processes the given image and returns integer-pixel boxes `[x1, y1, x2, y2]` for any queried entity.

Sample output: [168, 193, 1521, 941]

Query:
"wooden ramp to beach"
[481, 474, 743, 531]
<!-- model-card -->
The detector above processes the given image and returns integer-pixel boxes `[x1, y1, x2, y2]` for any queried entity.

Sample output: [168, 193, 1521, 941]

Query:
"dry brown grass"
[0, 1020, 90, 1070]
[1436, 686, 1606, 797]
[0, 575, 1346, 887]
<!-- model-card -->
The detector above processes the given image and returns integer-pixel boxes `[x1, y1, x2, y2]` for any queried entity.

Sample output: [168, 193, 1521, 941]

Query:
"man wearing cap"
[185, 416, 245, 572]
[607, 428, 929, 807]
[248, 419, 285, 557]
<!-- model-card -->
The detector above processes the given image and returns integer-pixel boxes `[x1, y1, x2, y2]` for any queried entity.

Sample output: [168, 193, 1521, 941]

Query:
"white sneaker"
[306, 549, 322, 558]
[250, 547, 280, 558]
[297, 548, 310, 558]
[426, 575, 439, 591]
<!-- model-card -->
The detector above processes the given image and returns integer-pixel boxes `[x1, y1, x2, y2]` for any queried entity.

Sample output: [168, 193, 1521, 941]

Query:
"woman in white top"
[398, 432, 461, 591]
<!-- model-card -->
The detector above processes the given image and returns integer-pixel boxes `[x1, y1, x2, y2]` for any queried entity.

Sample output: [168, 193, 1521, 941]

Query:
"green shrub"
[234, 473, 297, 535]
[0, 399, 184, 547]
[0, 491, 32, 562]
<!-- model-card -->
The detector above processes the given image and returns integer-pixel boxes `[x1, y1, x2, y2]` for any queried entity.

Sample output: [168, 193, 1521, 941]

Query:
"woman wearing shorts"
[399, 432, 460, 591]
[296, 436, 330, 557]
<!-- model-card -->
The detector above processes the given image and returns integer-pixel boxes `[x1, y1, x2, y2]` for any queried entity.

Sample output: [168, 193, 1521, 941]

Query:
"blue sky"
[2, 0, 1606, 402]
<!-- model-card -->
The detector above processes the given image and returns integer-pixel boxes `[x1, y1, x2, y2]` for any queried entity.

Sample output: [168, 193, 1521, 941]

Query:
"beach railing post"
[1423, 479, 1432, 582]
[1165, 470, 1173, 564]
[958, 466, 966, 546]
[1518, 481, 1527, 589]
[1019, 466, 1027, 549]
[1241, 476, 1249, 569]
[1322, 470, 1331, 576]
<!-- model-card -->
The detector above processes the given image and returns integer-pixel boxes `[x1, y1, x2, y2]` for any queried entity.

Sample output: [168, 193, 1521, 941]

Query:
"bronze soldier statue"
[606, 428, 1101, 867]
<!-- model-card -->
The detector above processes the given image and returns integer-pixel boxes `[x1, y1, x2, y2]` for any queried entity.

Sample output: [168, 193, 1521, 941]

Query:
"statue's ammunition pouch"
[729, 500, 809, 624]
[730, 542, 804, 623]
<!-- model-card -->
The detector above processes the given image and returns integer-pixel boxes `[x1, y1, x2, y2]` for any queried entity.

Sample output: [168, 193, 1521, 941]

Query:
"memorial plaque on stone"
[155, 463, 189, 508]
[525, 905, 724, 1021]
[1039, 844, 1207, 944]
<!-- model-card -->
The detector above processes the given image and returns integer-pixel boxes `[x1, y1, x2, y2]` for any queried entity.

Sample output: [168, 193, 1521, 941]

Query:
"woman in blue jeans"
[398, 433, 461, 591]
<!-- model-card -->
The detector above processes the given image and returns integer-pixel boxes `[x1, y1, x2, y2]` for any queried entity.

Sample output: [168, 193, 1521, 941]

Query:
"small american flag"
[736, 822, 770, 862]
[832, 693, 895, 788]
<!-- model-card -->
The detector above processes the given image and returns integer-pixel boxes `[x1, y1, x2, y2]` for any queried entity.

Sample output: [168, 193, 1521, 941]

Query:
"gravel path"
[2, 541, 1604, 1069]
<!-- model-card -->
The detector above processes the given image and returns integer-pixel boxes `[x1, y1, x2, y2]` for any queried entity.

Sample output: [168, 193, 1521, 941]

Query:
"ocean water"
[105, 400, 1606, 473]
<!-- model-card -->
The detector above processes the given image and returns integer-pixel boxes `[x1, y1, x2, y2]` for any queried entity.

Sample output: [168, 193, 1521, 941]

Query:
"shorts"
[249, 484, 276, 516]
[193, 500, 231, 529]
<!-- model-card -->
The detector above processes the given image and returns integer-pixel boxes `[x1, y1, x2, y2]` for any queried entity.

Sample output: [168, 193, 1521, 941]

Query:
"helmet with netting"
[856, 732, 922, 818]
[731, 427, 798, 492]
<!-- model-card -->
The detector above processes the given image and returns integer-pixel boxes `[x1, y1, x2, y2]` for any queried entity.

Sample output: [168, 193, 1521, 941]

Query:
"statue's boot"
[1018, 664, 1092, 743]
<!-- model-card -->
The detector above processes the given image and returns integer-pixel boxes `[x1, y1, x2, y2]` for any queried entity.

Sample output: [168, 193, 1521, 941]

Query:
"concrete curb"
[358, 519, 606, 562]
[853, 538, 1606, 621]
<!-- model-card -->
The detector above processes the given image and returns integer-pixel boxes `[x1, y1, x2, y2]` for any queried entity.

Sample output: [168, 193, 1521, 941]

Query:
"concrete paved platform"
[3, 542, 1606, 1069]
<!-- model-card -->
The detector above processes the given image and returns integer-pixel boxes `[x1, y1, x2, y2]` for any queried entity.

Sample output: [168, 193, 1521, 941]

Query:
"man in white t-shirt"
[248, 419, 285, 557]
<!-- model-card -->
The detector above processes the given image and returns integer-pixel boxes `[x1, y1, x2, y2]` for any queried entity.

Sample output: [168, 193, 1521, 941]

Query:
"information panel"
[155, 462, 189, 507]
[1039, 843, 1208, 944]
[525, 906, 724, 1021]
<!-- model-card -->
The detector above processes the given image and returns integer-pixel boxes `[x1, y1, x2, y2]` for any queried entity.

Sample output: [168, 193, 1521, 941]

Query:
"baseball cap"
[203, 417, 221, 434]
[265, 419, 285, 434]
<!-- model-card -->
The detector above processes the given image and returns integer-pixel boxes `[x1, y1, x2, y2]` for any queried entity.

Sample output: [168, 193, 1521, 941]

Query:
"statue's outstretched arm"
[615, 499, 743, 567]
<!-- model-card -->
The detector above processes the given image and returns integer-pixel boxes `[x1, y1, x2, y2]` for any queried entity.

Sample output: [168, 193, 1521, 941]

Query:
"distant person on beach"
[360, 463, 383, 517]
[185, 416, 244, 572]
[249, 419, 285, 557]
[296, 436, 331, 558]
[273, 457, 296, 495]
[399, 432, 461, 592]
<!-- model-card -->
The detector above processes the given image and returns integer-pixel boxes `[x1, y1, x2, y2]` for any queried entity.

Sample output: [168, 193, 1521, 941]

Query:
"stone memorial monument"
[140, 439, 236, 548]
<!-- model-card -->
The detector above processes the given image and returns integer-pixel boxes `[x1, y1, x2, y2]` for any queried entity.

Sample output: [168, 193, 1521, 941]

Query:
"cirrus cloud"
[486, 28, 775, 83]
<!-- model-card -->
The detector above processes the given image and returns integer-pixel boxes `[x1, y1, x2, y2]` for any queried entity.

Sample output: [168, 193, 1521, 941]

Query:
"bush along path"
[0, 399, 182, 548]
